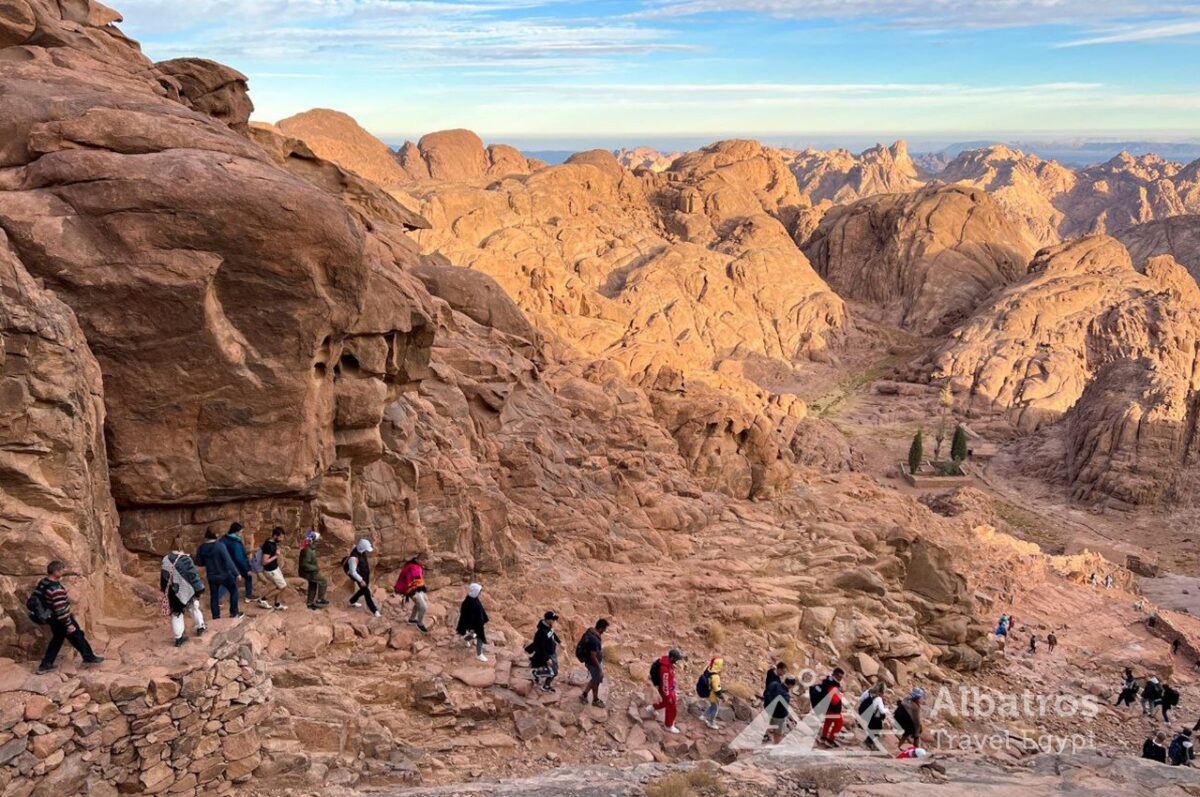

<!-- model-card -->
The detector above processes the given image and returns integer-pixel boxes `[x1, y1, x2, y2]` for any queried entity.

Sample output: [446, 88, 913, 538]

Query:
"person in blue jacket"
[219, 522, 256, 604]
[195, 528, 241, 619]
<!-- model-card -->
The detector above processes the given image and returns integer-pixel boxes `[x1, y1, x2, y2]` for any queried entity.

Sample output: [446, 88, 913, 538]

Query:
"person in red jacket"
[645, 649, 686, 734]
[817, 667, 845, 748]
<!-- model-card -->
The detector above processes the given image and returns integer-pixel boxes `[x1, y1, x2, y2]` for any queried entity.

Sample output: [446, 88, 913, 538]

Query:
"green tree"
[908, 430, 924, 475]
[951, 424, 969, 463]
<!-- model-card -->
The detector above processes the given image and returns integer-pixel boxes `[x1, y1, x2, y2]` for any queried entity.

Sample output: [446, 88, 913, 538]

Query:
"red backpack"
[394, 562, 424, 595]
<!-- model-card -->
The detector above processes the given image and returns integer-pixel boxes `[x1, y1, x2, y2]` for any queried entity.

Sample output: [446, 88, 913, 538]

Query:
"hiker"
[195, 528, 241, 619]
[160, 548, 207, 647]
[995, 615, 1009, 638]
[764, 661, 788, 702]
[455, 583, 489, 662]
[1028, 634, 1037, 654]
[858, 682, 889, 752]
[394, 554, 428, 633]
[1169, 729, 1195, 766]
[1104, 574, 1114, 589]
[298, 531, 329, 611]
[1162, 684, 1181, 723]
[1143, 732, 1168, 763]
[525, 611, 560, 691]
[763, 675, 797, 744]
[815, 667, 844, 747]
[646, 649, 685, 735]
[1143, 676, 1164, 716]
[344, 539, 379, 616]
[577, 618, 609, 708]
[30, 561, 104, 674]
[894, 687, 924, 748]
[220, 522, 254, 602]
[700, 656, 725, 730]
[258, 527, 288, 610]
[1047, 631, 1057, 653]
[1088, 572, 1097, 586]
[1134, 599, 1146, 612]
[1116, 677, 1139, 709]
[1174, 638, 1183, 656]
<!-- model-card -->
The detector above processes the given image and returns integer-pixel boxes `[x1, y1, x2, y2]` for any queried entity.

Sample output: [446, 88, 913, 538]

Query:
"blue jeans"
[704, 700, 720, 722]
[217, 573, 253, 601]
[208, 577, 238, 618]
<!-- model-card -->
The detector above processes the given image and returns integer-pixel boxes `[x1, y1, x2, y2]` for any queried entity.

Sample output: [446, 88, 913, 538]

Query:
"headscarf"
[302, 530, 319, 549]
[468, 582, 483, 598]
[356, 539, 373, 553]
[908, 687, 925, 701]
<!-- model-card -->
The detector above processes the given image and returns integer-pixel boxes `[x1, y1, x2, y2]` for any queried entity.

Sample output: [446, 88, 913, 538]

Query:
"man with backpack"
[298, 531, 328, 611]
[763, 661, 787, 700]
[257, 527, 288, 610]
[344, 539, 379, 616]
[645, 649, 685, 734]
[858, 682, 889, 752]
[813, 667, 844, 747]
[1170, 728, 1195, 766]
[160, 548, 207, 647]
[699, 656, 724, 730]
[1162, 683, 1181, 723]
[195, 528, 241, 619]
[30, 561, 104, 674]
[220, 522, 254, 604]
[394, 554, 428, 633]
[526, 611, 560, 691]
[1143, 676, 1164, 716]
[576, 618, 608, 708]
[762, 674, 796, 744]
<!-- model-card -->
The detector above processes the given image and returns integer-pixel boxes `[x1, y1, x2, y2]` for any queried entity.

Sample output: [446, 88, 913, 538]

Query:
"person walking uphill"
[258, 527, 288, 610]
[344, 539, 378, 616]
[894, 687, 925, 748]
[161, 549, 208, 647]
[646, 649, 686, 734]
[30, 561, 104, 674]
[700, 656, 725, 730]
[395, 554, 428, 633]
[456, 583, 490, 662]
[526, 611, 561, 691]
[577, 618, 609, 708]
[763, 675, 796, 744]
[298, 531, 329, 611]
[220, 523, 254, 603]
[195, 529, 241, 619]
[815, 667, 844, 747]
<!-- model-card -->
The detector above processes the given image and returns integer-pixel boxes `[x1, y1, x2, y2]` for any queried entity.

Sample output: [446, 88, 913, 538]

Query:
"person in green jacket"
[298, 531, 329, 611]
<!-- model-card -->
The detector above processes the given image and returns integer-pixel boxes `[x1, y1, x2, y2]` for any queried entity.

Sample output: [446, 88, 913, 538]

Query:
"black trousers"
[41, 618, 96, 669]
[350, 582, 377, 613]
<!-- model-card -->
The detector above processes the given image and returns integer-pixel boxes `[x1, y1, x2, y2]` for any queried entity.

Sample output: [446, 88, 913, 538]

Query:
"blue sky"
[114, 1, 1200, 148]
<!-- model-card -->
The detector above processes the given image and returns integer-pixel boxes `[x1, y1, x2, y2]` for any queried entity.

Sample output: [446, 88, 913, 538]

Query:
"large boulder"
[395, 129, 542, 182]
[275, 108, 410, 187]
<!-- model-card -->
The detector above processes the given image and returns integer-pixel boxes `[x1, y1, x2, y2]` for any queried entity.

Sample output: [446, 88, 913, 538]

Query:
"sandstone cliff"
[274, 108, 411, 187]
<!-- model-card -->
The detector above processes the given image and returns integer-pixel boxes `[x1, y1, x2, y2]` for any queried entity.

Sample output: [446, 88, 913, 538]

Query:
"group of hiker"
[994, 614, 1057, 655]
[1118, 668, 1183, 723]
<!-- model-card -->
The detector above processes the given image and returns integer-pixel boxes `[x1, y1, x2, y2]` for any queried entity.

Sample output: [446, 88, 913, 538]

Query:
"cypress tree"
[908, 430, 924, 475]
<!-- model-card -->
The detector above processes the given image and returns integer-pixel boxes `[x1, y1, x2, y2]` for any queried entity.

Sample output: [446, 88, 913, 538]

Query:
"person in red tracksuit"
[818, 667, 845, 747]
[646, 649, 686, 734]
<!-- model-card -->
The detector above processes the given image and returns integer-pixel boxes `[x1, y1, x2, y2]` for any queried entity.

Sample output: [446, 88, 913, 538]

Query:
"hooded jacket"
[657, 655, 678, 700]
[456, 584, 488, 641]
[220, 533, 251, 576]
[526, 619, 559, 667]
[195, 539, 237, 582]
[299, 537, 321, 580]
[346, 540, 372, 585]
[706, 657, 724, 704]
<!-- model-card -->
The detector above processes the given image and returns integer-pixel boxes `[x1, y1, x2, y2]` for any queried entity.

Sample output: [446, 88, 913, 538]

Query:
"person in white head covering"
[456, 582, 490, 661]
[160, 549, 208, 647]
[344, 539, 378, 617]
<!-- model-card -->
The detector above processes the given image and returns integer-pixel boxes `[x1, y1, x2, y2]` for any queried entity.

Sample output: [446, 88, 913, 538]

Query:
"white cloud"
[1059, 19, 1200, 46]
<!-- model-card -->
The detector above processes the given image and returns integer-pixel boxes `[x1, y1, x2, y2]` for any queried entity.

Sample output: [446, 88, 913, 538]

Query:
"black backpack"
[1169, 734, 1190, 765]
[575, 630, 593, 663]
[650, 659, 663, 687]
[26, 588, 51, 626]
[696, 669, 712, 698]
[808, 682, 827, 708]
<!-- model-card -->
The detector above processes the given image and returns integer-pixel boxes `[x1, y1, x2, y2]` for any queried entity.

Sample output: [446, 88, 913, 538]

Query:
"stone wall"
[0, 629, 270, 796]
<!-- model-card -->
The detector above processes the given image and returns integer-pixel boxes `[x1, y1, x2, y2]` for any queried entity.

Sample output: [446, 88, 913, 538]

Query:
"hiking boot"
[174, 636, 188, 647]
[592, 698, 607, 709]
[36, 664, 57, 675]
[257, 599, 271, 610]
[82, 657, 105, 667]
[196, 625, 207, 635]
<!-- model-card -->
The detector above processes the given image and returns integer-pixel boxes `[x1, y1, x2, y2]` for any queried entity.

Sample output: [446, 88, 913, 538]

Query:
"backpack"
[249, 549, 264, 574]
[26, 588, 52, 626]
[1169, 735, 1189, 765]
[650, 659, 663, 687]
[342, 552, 353, 575]
[575, 630, 595, 664]
[857, 694, 874, 717]
[696, 669, 712, 699]
[808, 682, 827, 709]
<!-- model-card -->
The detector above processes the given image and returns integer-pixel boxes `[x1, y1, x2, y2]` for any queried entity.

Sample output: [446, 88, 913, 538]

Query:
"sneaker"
[82, 657, 105, 667]
[231, 612, 245, 619]
[373, 611, 382, 618]
[541, 684, 556, 693]
[315, 599, 330, 606]
[644, 704, 657, 717]
[36, 664, 57, 675]
[407, 618, 418, 625]
[257, 599, 271, 609]
[667, 725, 681, 735]
[416, 623, 429, 633]
[196, 625, 207, 636]
[307, 604, 318, 611]
[349, 601, 361, 608]
[476, 654, 489, 663]
[592, 698, 607, 709]
[274, 602, 287, 611]
[174, 636, 188, 647]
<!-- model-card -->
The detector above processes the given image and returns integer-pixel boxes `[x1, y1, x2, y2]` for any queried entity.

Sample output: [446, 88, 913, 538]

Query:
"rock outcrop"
[1116, 214, 1200, 280]
[395, 129, 543, 182]
[613, 146, 678, 173]
[275, 108, 410, 186]
[787, 140, 922, 204]
[803, 184, 1037, 334]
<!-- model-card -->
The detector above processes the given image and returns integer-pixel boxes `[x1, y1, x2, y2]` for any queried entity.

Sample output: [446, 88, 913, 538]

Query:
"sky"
[113, 1, 1200, 149]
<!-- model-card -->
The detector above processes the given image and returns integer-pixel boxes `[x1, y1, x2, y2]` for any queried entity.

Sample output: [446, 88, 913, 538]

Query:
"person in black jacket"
[456, 583, 489, 662]
[1143, 677, 1164, 716]
[344, 539, 378, 616]
[1143, 732, 1168, 763]
[34, 561, 104, 674]
[195, 529, 241, 619]
[526, 611, 561, 691]
[1162, 684, 1181, 723]
[762, 675, 796, 744]
[763, 661, 787, 701]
